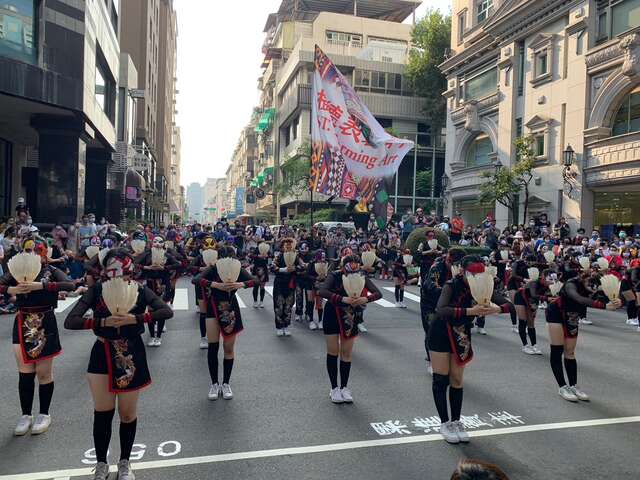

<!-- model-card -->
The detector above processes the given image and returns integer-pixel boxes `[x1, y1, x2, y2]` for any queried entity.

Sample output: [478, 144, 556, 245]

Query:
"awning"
[255, 108, 275, 133]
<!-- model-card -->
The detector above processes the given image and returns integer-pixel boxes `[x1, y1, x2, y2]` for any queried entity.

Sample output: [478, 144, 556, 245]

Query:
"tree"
[415, 170, 433, 197]
[405, 9, 452, 131]
[275, 142, 312, 201]
[479, 136, 536, 223]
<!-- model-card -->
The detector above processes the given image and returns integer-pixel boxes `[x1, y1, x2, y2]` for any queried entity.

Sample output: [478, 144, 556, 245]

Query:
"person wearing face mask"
[546, 266, 621, 403]
[430, 256, 513, 443]
[318, 253, 382, 404]
[0, 239, 76, 437]
[270, 237, 305, 337]
[64, 248, 173, 480]
[513, 267, 554, 356]
[79, 215, 98, 249]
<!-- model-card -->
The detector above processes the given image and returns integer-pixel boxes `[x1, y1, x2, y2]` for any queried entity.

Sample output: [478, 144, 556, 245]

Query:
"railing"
[279, 84, 312, 123]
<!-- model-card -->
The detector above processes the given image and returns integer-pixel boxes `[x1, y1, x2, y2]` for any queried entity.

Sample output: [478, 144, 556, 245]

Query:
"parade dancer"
[294, 242, 313, 323]
[393, 249, 416, 308]
[318, 254, 382, 403]
[514, 269, 552, 355]
[250, 243, 269, 308]
[306, 250, 329, 330]
[192, 246, 255, 400]
[430, 255, 513, 444]
[64, 248, 173, 480]
[190, 236, 216, 349]
[420, 248, 466, 374]
[135, 236, 180, 346]
[270, 237, 304, 337]
[545, 267, 620, 402]
[506, 259, 528, 333]
[1, 239, 75, 436]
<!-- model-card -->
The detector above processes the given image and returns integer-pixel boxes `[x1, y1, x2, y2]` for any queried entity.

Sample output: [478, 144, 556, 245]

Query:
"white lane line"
[2, 416, 638, 479]
[172, 288, 189, 310]
[383, 287, 420, 304]
[264, 286, 274, 297]
[374, 298, 395, 307]
[54, 296, 81, 313]
[235, 294, 246, 309]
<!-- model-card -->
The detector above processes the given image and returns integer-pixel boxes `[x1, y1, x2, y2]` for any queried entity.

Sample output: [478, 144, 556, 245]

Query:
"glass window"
[611, 86, 640, 136]
[463, 67, 498, 101]
[396, 153, 415, 197]
[465, 134, 493, 167]
[594, 192, 640, 233]
[458, 11, 466, 43]
[535, 52, 548, 76]
[354, 69, 370, 91]
[535, 135, 545, 157]
[371, 71, 386, 93]
[476, 0, 494, 23]
[95, 66, 107, 111]
[0, 0, 37, 65]
[612, 0, 640, 36]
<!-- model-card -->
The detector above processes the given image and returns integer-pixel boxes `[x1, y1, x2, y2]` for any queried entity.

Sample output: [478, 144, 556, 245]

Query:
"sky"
[175, 0, 451, 187]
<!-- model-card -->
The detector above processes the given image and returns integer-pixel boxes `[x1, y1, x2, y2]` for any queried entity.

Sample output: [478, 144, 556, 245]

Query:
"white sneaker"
[208, 383, 221, 401]
[522, 345, 536, 355]
[452, 420, 470, 443]
[253, 301, 259, 308]
[295, 314, 302, 322]
[117, 459, 135, 480]
[357, 323, 368, 333]
[637, 327, 640, 332]
[330, 387, 344, 404]
[309, 321, 317, 331]
[476, 327, 487, 335]
[558, 385, 579, 402]
[199, 337, 208, 349]
[30, 414, 51, 435]
[531, 345, 543, 355]
[92, 462, 110, 480]
[340, 387, 353, 403]
[155, 338, 162, 347]
[147, 337, 157, 347]
[276, 329, 285, 337]
[395, 301, 402, 308]
[580, 318, 593, 325]
[426, 360, 433, 375]
[511, 326, 518, 333]
[626, 318, 639, 326]
[258, 301, 264, 308]
[283, 327, 291, 337]
[162, 325, 167, 333]
[538, 302, 547, 310]
[317, 320, 323, 329]
[570, 385, 590, 401]
[14, 414, 33, 436]
[221, 383, 233, 400]
[401, 302, 408, 308]
[440, 421, 459, 444]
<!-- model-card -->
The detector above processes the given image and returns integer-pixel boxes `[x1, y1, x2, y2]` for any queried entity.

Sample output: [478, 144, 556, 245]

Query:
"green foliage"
[405, 227, 450, 254]
[415, 170, 433, 197]
[289, 208, 338, 228]
[275, 142, 312, 199]
[479, 136, 536, 223]
[405, 9, 451, 130]
[460, 246, 492, 257]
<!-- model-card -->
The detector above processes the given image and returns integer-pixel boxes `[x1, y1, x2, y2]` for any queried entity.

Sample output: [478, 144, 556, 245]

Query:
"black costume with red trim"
[64, 283, 173, 393]
[270, 252, 304, 329]
[545, 278, 605, 338]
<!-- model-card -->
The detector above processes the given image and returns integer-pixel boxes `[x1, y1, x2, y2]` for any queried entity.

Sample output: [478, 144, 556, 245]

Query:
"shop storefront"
[593, 191, 640, 238]
[453, 198, 495, 227]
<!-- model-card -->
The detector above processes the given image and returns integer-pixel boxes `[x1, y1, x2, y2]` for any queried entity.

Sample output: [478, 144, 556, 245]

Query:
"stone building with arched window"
[440, 0, 640, 235]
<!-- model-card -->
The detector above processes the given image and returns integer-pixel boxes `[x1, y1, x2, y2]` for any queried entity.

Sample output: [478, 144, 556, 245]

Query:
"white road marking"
[235, 294, 246, 309]
[3, 416, 638, 479]
[54, 296, 81, 313]
[172, 288, 189, 310]
[383, 287, 420, 304]
[374, 298, 395, 307]
[264, 286, 274, 297]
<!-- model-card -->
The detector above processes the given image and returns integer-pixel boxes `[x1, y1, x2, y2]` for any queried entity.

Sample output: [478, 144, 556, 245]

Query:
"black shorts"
[88, 339, 109, 374]
[427, 318, 454, 353]
[323, 307, 340, 336]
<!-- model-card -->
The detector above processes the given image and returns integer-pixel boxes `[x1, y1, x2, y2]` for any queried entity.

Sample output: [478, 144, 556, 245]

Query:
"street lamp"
[562, 145, 577, 197]
[563, 145, 575, 167]
[441, 173, 449, 191]
[494, 159, 503, 174]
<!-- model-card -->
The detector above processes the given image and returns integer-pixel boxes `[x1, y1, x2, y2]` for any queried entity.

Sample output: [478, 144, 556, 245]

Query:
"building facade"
[441, 0, 640, 235]
[252, 0, 444, 221]
[186, 181, 203, 223]
[0, 0, 120, 224]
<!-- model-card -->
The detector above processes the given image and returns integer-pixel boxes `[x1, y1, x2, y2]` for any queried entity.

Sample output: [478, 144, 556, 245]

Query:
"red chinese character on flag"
[317, 90, 344, 127]
[340, 117, 365, 144]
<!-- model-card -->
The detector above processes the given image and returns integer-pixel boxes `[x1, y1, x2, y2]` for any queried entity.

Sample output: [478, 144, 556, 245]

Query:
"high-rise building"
[252, 0, 442, 221]
[186, 182, 204, 222]
[0, 0, 121, 223]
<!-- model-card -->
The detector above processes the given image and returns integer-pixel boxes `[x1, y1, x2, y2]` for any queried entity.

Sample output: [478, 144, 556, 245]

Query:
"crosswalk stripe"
[235, 294, 246, 308]
[172, 288, 189, 310]
[383, 287, 420, 304]
[55, 296, 81, 313]
[374, 298, 396, 307]
[264, 286, 274, 297]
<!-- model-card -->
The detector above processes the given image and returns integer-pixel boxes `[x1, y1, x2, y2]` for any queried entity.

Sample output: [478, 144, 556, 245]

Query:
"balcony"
[279, 84, 312, 123]
[358, 92, 426, 120]
[263, 58, 282, 85]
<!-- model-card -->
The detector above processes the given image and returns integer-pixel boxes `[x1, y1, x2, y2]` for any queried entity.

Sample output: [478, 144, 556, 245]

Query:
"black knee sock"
[148, 321, 155, 337]
[627, 301, 637, 320]
[394, 286, 400, 302]
[564, 357, 578, 386]
[449, 387, 463, 422]
[199, 313, 207, 338]
[38, 382, 54, 415]
[339, 360, 351, 388]
[119, 419, 137, 461]
[527, 327, 537, 346]
[509, 306, 517, 326]
[260, 287, 266, 302]
[326, 354, 338, 389]
[550, 345, 566, 387]
[223, 358, 234, 384]
[399, 288, 404, 302]
[432, 374, 450, 423]
[18, 372, 35, 415]
[93, 409, 115, 464]
[156, 319, 165, 339]
[518, 320, 528, 346]
[207, 343, 220, 384]
[252, 285, 259, 302]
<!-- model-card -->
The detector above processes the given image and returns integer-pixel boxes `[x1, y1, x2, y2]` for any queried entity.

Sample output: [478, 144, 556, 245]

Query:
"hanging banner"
[310, 45, 414, 226]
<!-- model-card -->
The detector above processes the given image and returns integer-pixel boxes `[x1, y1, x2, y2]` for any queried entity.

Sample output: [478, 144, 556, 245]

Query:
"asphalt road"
[0, 277, 638, 480]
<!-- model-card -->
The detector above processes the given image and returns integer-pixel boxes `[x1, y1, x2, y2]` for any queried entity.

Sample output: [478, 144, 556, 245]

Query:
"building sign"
[125, 186, 142, 208]
[235, 187, 245, 215]
[132, 153, 149, 172]
[0, 1, 36, 65]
